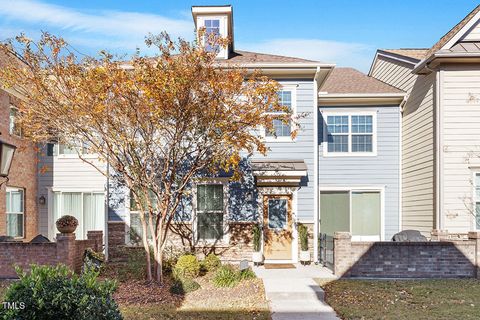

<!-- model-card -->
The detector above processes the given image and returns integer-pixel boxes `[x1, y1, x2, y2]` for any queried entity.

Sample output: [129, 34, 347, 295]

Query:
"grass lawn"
[317, 278, 480, 320]
[119, 275, 270, 320]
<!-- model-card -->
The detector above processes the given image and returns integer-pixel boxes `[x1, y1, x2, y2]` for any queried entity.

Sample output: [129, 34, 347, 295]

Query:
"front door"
[263, 195, 293, 261]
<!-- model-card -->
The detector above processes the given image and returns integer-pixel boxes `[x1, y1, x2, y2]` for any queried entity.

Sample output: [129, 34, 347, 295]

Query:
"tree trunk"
[139, 213, 152, 282]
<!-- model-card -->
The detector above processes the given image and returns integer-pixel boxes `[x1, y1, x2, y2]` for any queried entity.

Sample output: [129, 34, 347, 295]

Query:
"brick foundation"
[0, 231, 103, 278]
[334, 231, 480, 278]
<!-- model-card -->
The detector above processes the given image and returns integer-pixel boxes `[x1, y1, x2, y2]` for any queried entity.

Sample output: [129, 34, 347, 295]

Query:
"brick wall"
[0, 231, 103, 278]
[334, 231, 480, 278]
[0, 90, 38, 241]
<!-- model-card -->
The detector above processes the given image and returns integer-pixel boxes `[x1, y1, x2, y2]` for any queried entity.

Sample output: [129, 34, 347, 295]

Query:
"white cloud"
[239, 39, 375, 73]
[0, 0, 194, 54]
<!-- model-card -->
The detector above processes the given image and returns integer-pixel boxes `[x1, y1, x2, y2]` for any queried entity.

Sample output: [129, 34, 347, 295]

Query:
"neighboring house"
[369, 5, 480, 236]
[36, 5, 404, 263]
[0, 54, 38, 241]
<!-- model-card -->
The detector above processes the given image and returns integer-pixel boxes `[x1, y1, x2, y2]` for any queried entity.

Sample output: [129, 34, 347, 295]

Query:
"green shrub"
[201, 254, 221, 272]
[252, 224, 261, 252]
[238, 267, 256, 280]
[116, 248, 152, 281]
[162, 246, 183, 274]
[169, 277, 200, 295]
[298, 223, 309, 251]
[212, 265, 240, 288]
[173, 254, 200, 279]
[0, 264, 122, 320]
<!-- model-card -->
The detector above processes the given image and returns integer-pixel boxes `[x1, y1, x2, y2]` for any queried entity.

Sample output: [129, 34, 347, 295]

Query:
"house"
[0, 54, 38, 241]
[33, 5, 405, 264]
[369, 5, 480, 237]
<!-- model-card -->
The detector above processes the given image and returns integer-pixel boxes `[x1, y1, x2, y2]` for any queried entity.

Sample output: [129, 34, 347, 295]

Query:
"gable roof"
[424, 5, 480, 58]
[320, 67, 404, 94]
[373, 5, 480, 69]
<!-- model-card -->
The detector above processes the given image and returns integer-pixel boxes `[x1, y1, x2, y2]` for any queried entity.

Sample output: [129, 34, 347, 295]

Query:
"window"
[266, 90, 294, 139]
[6, 187, 24, 238]
[268, 199, 287, 229]
[9, 106, 21, 136]
[56, 143, 90, 156]
[324, 114, 375, 155]
[52, 191, 105, 240]
[204, 19, 220, 52]
[196, 184, 226, 241]
[320, 190, 382, 241]
[475, 173, 480, 229]
[128, 189, 156, 245]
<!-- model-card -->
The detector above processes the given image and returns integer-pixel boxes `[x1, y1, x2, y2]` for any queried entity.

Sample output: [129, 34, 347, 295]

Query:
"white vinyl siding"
[6, 187, 24, 238]
[461, 20, 480, 41]
[440, 66, 480, 233]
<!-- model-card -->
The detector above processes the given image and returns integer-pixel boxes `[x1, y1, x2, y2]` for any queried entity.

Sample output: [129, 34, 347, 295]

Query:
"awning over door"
[251, 160, 307, 187]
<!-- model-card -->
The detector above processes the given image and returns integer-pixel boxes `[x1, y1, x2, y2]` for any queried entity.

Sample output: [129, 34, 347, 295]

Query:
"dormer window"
[192, 6, 234, 60]
[205, 19, 220, 52]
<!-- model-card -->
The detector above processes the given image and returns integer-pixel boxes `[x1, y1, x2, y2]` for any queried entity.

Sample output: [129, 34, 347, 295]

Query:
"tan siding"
[371, 56, 436, 236]
[461, 20, 480, 41]
[441, 65, 480, 233]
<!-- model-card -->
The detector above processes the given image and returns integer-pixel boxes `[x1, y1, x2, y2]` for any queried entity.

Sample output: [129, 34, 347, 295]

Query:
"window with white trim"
[9, 106, 21, 137]
[325, 114, 375, 155]
[6, 187, 24, 238]
[266, 90, 293, 139]
[196, 183, 226, 241]
[475, 173, 480, 229]
[320, 190, 382, 241]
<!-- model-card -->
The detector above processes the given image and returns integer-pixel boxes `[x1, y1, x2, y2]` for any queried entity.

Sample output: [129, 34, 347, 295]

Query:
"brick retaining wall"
[334, 231, 480, 278]
[0, 231, 103, 278]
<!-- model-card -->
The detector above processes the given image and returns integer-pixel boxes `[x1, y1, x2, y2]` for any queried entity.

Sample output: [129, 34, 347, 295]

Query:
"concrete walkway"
[254, 264, 339, 320]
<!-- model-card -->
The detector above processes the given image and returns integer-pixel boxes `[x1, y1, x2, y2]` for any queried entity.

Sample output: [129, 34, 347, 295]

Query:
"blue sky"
[0, 0, 478, 72]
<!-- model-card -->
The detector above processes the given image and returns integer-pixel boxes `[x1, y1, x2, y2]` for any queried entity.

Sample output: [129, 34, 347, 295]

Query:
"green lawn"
[317, 278, 480, 320]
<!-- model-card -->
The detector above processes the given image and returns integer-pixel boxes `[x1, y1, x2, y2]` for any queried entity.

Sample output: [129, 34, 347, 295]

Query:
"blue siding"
[318, 105, 401, 239]
[251, 80, 315, 221]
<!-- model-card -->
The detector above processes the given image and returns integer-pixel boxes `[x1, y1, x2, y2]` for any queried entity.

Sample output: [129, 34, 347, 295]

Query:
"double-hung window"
[6, 187, 24, 238]
[196, 183, 226, 242]
[265, 89, 294, 140]
[204, 19, 220, 52]
[324, 113, 376, 155]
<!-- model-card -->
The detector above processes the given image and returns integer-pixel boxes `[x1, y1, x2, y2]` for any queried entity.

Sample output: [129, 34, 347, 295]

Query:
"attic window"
[204, 19, 220, 52]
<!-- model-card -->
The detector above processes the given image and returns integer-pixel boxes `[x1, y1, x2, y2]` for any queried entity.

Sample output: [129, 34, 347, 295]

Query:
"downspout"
[105, 159, 110, 260]
[435, 69, 444, 231]
[313, 66, 320, 263]
[398, 96, 407, 232]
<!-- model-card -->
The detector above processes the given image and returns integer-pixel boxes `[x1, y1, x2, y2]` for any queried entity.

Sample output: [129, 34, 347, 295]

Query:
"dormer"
[191, 5, 234, 59]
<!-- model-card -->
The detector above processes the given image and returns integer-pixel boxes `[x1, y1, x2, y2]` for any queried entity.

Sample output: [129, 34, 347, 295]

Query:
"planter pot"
[299, 250, 311, 263]
[56, 225, 77, 234]
[252, 251, 263, 265]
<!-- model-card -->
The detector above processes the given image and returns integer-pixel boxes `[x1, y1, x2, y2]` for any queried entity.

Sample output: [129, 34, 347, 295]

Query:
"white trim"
[318, 93, 406, 99]
[398, 105, 403, 232]
[5, 187, 25, 239]
[192, 179, 230, 246]
[313, 67, 320, 262]
[264, 84, 298, 143]
[321, 111, 378, 157]
[435, 69, 444, 230]
[192, 6, 232, 14]
[258, 186, 298, 264]
[319, 186, 385, 241]
[196, 15, 229, 60]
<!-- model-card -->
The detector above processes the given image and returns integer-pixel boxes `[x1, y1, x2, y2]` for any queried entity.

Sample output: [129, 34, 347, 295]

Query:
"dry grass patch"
[317, 278, 480, 320]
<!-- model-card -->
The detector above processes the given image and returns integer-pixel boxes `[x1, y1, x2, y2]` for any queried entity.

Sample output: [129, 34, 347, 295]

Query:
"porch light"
[0, 140, 16, 178]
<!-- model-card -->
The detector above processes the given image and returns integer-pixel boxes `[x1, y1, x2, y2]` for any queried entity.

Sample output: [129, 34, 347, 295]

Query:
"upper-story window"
[204, 19, 220, 52]
[265, 89, 295, 141]
[324, 113, 376, 156]
[9, 106, 21, 137]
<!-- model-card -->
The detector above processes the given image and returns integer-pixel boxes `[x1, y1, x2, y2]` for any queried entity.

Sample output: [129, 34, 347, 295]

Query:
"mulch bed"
[114, 278, 183, 306]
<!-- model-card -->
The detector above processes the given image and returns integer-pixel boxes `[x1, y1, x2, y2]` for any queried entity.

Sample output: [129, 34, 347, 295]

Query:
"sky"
[0, 0, 478, 72]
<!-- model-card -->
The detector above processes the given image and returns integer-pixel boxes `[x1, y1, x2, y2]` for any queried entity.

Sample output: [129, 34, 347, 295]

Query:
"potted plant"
[252, 223, 263, 265]
[298, 224, 310, 264]
[56, 215, 79, 234]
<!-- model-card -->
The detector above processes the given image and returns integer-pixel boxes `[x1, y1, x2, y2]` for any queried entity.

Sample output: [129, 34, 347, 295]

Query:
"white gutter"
[313, 66, 320, 263]
[318, 93, 406, 98]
